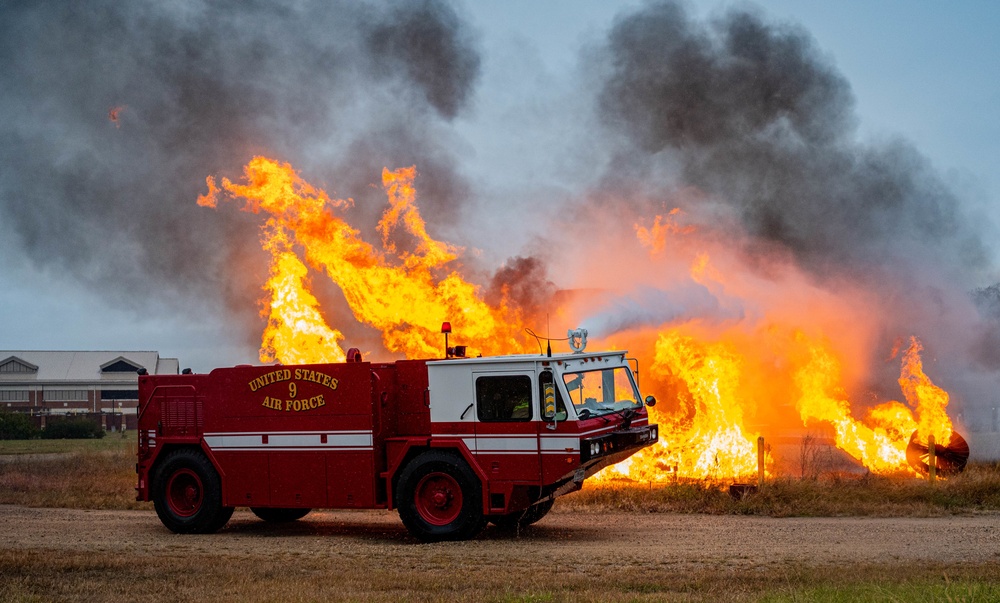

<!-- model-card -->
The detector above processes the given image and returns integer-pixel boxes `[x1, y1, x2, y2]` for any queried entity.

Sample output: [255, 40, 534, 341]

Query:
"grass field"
[2, 548, 999, 603]
[0, 432, 134, 455]
[3, 437, 1000, 602]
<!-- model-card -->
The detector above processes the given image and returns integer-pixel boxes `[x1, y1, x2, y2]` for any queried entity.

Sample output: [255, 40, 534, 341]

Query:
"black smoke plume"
[597, 1, 987, 281]
[486, 256, 557, 323]
[366, 0, 481, 120]
[0, 0, 480, 320]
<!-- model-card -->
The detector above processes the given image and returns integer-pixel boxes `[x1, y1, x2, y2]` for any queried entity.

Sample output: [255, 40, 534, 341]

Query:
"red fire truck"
[135, 330, 658, 541]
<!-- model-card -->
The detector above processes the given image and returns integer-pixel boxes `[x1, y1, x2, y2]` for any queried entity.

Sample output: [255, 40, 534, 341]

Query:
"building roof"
[0, 351, 178, 382]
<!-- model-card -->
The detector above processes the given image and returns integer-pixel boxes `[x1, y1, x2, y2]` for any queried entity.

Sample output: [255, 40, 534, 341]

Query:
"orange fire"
[598, 330, 764, 482]
[596, 329, 950, 481]
[201, 157, 959, 480]
[899, 338, 954, 447]
[258, 226, 346, 365]
[795, 336, 913, 473]
[199, 157, 528, 363]
[108, 105, 125, 128]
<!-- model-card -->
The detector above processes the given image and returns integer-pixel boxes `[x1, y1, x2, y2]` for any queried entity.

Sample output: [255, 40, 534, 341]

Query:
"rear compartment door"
[206, 363, 377, 509]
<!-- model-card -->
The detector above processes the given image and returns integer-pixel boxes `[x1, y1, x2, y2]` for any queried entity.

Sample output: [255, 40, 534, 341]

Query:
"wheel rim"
[166, 468, 203, 517]
[414, 472, 462, 526]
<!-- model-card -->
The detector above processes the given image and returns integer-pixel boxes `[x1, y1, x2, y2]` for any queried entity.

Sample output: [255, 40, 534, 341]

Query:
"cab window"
[476, 375, 532, 421]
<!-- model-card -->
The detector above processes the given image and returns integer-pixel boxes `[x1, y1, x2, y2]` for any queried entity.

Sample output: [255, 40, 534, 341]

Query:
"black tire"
[151, 449, 233, 534]
[490, 498, 554, 531]
[250, 507, 312, 523]
[396, 451, 486, 542]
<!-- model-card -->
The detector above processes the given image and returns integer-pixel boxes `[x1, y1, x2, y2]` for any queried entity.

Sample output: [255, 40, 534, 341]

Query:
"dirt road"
[4, 505, 1000, 601]
[3, 505, 999, 567]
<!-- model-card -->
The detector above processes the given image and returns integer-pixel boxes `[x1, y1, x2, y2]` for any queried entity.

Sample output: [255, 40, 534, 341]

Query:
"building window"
[101, 390, 139, 401]
[0, 390, 29, 402]
[44, 390, 89, 402]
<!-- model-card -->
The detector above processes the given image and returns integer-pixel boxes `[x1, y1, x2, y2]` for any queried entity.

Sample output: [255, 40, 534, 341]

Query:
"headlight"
[590, 442, 600, 456]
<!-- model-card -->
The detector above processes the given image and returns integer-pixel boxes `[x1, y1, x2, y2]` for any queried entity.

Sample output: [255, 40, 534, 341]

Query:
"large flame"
[200, 157, 959, 480]
[600, 330, 763, 482]
[795, 336, 913, 473]
[899, 338, 954, 447]
[200, 157, 527, 362]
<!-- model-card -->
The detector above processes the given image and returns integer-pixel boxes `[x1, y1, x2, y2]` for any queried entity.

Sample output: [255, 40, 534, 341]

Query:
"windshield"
[562, 365, 641, 418]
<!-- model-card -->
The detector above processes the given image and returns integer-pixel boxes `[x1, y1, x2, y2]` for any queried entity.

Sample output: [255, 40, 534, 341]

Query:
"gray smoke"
[584, 1, 998, 427]
[485, 256, 558, 322]
[583, 282, 745, 339]
[0, 0, 480, 320]
[971, 285, 1000, 372]
[3, 0, 997, 432]
[596, 2, 988, 280]
[366, 0, 481, 120]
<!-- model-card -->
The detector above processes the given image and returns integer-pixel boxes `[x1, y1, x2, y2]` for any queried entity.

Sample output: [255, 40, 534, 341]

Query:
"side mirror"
[644, 395, 657, 407]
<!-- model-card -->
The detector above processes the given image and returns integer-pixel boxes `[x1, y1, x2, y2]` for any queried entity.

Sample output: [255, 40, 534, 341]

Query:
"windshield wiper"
[609, 407, 637, 429]
[577, 407, 613, 422]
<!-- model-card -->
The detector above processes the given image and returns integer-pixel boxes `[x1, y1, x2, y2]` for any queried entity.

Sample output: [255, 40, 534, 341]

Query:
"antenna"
[546, 314, 551, 357]
[525, 326, 569, 356]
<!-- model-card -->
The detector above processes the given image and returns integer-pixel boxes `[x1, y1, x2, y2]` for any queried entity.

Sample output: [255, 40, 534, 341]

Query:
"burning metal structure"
[906, 431, 970, 477]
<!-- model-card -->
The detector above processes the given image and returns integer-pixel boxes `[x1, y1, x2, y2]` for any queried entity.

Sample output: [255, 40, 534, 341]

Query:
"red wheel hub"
[414, 472, 462, 526]
[166, 468, 203, 517]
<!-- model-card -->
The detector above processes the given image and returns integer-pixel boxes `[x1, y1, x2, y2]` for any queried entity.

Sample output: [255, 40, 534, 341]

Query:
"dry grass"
[4, 434, 1000, 516]
[1, 549, 998, 603]
[564, 464, 1000, 516]
[0, 435, 144, 509]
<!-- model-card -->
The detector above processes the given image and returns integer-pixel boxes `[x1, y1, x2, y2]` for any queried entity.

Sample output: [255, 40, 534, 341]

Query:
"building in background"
[0, 351, 179, 430]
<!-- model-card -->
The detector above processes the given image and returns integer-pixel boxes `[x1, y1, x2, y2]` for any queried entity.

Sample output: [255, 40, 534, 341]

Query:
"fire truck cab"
[136, 336, 658, 541]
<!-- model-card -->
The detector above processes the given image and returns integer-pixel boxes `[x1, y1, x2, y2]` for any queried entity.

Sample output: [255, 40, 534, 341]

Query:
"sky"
[1, 0, 999, 376]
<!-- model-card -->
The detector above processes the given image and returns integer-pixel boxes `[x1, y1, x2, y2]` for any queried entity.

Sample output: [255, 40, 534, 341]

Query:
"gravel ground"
[3, 505, 1000, 569]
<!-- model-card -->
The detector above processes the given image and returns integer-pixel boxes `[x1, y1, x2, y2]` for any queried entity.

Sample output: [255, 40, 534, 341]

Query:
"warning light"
[442, 322, 452, 358]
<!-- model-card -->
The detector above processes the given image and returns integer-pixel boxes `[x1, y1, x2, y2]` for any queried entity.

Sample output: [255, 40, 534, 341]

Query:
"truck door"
[536, 369, 580, 484]
[472, 371, 540, 482]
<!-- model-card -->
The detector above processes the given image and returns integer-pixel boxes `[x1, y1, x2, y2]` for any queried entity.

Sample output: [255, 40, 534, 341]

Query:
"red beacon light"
[442, 322, 452, 358]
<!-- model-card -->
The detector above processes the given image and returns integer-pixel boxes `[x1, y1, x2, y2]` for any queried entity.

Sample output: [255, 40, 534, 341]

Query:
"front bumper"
[549, 423, 659, 498]
[581, 424, 659, 463]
